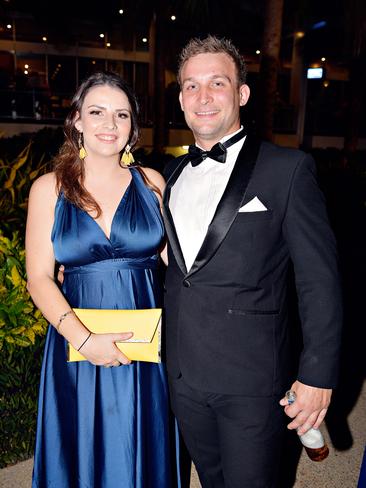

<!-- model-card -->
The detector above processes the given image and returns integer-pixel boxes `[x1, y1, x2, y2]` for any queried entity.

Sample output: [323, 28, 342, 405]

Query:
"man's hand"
[57, 264, 65, 285]
[279, 381, 332, 435]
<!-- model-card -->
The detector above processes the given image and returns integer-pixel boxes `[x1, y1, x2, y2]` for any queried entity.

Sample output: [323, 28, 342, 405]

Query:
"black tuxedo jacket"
[162, 136, 342, 396]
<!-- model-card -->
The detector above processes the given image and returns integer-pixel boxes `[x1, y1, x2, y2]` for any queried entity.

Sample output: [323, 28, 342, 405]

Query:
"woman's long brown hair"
[54, 71, 161, 217]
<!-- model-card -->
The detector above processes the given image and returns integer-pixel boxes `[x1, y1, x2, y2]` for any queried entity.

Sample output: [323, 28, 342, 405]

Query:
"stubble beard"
[188, 120, 225, 145]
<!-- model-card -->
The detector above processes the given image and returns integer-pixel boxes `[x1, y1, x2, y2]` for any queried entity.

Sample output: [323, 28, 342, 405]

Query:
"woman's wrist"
[77, 331, 93, 351]
[55, 310, 74, 333]
[55, 312, 92, 351]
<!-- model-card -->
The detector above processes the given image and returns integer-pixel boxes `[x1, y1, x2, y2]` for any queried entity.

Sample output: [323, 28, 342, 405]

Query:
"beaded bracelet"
[55, 310, 73, 332]
[78, 332, 92, 352]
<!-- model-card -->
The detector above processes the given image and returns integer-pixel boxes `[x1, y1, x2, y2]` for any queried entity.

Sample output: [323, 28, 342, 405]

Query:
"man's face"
[179, 52, 250, 149]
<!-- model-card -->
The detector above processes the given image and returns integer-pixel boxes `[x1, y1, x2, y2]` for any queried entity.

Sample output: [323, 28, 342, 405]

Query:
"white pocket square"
[239, 197, 268, 212]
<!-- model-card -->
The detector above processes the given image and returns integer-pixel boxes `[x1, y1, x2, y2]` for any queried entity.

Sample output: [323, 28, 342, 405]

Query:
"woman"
[26, 72, 174, 487]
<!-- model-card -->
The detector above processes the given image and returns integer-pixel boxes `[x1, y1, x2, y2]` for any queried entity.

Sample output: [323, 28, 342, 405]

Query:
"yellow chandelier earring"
[121, 144, 135, 166]
[78, 133, 87, 160]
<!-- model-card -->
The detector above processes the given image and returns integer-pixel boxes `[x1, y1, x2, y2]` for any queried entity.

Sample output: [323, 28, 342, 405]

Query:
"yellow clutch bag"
[67, 308, 162, 363]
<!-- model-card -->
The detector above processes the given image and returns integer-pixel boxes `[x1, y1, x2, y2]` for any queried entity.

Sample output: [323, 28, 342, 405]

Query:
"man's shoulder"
[255, 140, 314, 174]
[163, 154, 187, 180]
[259, 140, 308, 162]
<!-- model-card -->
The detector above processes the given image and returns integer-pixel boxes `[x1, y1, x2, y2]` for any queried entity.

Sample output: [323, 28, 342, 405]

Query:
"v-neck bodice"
[51, 168, 164, 267]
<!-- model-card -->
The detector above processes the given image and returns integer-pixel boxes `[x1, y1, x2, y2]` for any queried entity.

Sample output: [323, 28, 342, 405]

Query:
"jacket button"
[183, 279, 191, 288]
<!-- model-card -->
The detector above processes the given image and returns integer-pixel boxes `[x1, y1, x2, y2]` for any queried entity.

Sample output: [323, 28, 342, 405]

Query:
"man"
[162, 36, 342, 487]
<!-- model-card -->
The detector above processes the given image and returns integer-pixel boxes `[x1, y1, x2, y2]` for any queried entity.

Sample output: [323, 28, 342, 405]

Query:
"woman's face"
[74, 84, 132, 160]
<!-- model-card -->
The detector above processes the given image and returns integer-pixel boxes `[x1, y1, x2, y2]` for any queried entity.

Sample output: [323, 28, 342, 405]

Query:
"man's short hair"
[177, 35, 248, 87]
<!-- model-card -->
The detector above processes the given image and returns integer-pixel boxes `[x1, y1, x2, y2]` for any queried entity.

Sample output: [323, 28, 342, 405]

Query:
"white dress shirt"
[169, 128, 246, 271]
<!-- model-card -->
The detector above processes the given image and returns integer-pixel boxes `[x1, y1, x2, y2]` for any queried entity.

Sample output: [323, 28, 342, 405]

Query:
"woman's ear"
[74, 111, 82, 132]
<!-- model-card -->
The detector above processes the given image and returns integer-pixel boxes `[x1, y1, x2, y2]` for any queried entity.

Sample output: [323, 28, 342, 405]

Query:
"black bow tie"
[188, 129, 246, 167]
[188, 142, 226, 166]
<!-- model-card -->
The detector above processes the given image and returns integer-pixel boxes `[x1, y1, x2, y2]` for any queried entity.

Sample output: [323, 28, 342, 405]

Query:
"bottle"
[285, 390, 329, 462]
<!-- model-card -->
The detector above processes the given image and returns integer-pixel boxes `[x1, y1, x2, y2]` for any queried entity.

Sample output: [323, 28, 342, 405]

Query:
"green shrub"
[0, 143, 47, 237]
[0, 231, 48, 468]
[0, 335, 45, 467]
[0, 232, 47, 348]
[0, 131, 61, 466]
[0, 128, 62, 237]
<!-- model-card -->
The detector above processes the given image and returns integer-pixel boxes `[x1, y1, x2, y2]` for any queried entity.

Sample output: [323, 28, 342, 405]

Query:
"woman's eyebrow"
[86, 104, 130, 112]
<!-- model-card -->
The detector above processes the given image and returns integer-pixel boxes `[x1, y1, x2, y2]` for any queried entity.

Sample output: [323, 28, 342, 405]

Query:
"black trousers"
[169, 376, 286, 488]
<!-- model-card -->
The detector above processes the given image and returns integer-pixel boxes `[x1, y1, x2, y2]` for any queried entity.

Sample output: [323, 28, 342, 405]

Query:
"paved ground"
[1, 381, 365, 487]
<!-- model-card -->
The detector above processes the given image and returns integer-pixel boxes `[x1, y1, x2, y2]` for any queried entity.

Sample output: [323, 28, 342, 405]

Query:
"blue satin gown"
[32, 168, 175, 488]
[359, 446, 366, 487]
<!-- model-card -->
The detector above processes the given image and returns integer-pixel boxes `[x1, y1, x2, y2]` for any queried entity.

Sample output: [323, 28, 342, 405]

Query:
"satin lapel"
[187, 135, 262, 278]
[162, 155, 191, 275]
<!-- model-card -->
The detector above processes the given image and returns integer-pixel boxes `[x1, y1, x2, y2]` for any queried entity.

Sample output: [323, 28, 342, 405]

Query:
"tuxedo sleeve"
[282, 153, 342, 389]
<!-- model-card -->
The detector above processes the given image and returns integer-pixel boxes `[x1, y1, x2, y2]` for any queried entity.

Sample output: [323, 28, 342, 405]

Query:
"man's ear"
[239, 84, 250, 107]
[179, 91, 184, 112]
[74, 111, 82, 132]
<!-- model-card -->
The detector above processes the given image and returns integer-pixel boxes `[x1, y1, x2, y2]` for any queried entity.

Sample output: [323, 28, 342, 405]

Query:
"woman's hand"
[80, 332, 134, 367]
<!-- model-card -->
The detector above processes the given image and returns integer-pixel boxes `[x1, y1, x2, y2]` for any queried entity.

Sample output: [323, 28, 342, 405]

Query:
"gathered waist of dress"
[63, 256, 159, 274]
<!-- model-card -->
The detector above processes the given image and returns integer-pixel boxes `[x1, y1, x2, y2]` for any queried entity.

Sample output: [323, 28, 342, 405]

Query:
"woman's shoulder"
[138, 166, 165, 192]
[29, 172, 58, 201]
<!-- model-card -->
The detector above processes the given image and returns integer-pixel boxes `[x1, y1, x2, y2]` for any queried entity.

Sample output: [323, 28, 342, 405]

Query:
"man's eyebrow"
[181, 77, 196, 84]
[210, 75, 232, 82]
[182, 74, 232, 84]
